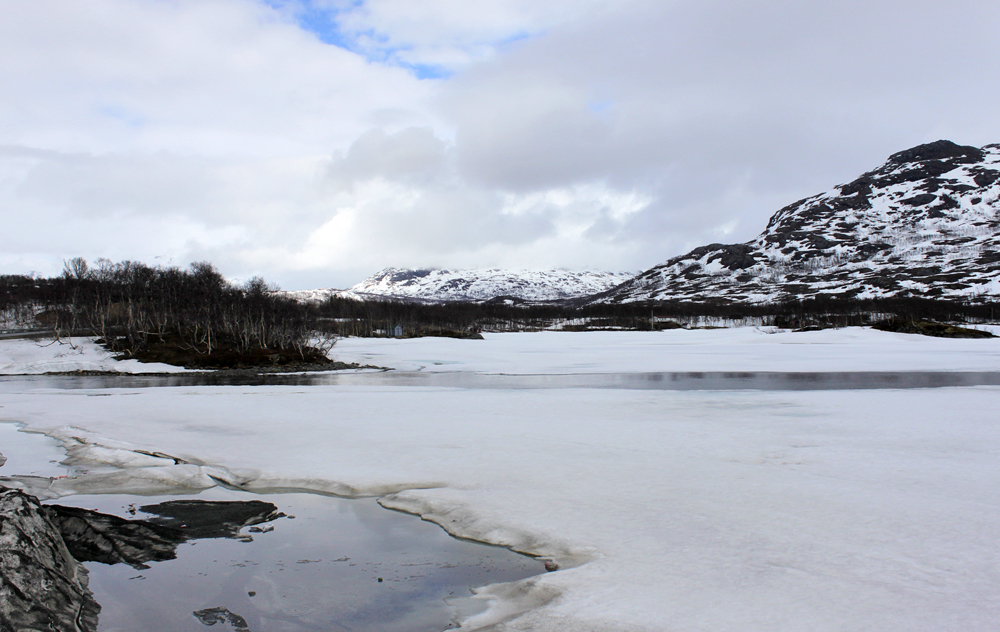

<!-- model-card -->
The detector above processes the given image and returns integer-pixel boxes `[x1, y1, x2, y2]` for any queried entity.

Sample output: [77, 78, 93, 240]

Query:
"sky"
[2, 0, 1000, 290]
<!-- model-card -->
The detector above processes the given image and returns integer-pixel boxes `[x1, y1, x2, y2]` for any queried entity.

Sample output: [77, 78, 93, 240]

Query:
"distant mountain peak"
[347, 267, 634, 303]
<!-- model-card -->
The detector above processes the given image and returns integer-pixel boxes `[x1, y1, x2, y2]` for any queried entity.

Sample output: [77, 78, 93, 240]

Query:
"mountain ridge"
[595, 140, 1000, 304]
[279, 267, 635, 304]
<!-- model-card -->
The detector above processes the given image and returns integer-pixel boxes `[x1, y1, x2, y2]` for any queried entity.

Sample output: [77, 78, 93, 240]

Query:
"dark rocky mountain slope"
[597, 140, 1000, 304]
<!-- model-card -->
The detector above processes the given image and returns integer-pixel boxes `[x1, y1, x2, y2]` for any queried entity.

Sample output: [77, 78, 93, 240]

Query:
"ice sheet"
[332, 327, 1000, 374]
[5, 327, 999, 376]
[2, 378, 998, 631]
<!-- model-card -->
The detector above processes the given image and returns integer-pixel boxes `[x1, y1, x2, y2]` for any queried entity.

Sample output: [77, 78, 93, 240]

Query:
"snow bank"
[333, 327, 1000, 373]
[2, 378, 999, 631]
[0, 337, 191, 374]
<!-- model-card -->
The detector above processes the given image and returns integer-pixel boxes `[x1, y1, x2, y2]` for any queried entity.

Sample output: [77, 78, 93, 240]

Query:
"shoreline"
[1, 420, 563, 631]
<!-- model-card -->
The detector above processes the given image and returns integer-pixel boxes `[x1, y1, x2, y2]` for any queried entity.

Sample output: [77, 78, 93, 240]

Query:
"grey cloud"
[329, 127, 448, 188]
[440, 0, 1000, 247]
[353, 186, 557, 257]
[4, 0, 1000, 289]
[14, 151, 215, 216]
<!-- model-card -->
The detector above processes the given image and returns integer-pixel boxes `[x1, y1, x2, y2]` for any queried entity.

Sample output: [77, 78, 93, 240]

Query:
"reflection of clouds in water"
[52, 489, 542, 632]
[180, 424, 255, 437]
[0, 423, 69, 478]
[0, 423, 540, 631]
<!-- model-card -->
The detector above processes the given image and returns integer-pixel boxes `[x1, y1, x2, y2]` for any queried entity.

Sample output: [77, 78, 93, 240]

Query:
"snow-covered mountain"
[341, 267, 635, 303]
[273, 288, 338, 304]
[597, 140, 1000, 304]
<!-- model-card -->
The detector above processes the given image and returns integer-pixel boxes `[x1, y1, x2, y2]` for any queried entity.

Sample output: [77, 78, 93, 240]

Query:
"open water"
[0, 423, 545, 632]
[4, 370, 1000, 391]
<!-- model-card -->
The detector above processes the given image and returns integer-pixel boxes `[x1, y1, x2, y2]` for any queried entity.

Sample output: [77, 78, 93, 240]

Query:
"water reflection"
[0, 422, 71, 477]
[0, 425, 545, 632]
[51, 490, 544, 632]
[4, 370, 1000, 391]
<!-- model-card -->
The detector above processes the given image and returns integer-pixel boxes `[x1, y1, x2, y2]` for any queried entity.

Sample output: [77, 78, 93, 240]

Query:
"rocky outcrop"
[47, 498, 282, 569]
[0, 488, 101, 632]
[47, 504, 190, 569]
[1, 487, 283, 631]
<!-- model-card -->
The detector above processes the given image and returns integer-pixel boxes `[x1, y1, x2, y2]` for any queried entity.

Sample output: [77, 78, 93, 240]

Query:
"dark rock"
[868, 277, 897, 290]
[899, 193, 937, 207]
[36, 499, 282, 573]
[807, 235, 836, 250]
[45, 504, 186, 569]
[0, 488, 101, 632]
[139, 499, 281, 539]
[685, 243, 758, 270]
[383, 269, 434, 284]
[888, 140, 984, 164]
[193, 606, 251, 632]
[972, 170, 1000, 188]
[854, 242, 893, 258]
[714, 244, 758, 269]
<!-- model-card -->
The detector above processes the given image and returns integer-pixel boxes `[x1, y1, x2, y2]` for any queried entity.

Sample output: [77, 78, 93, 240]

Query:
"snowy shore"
[0, 337, 191, 374]
[1, 328, 999, 631]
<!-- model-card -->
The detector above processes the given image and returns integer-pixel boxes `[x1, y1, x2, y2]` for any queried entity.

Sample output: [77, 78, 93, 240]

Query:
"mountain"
[597, 140, 1000, 304]
[340, 267, 635, 303]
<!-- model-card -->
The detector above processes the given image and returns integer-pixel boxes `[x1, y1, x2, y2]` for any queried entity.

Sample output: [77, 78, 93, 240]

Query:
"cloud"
[0, 0, 434, 156]
[3, 0, 1000, 289]
[328, 127, 448, 187]
[290, 0, 628, 71]
[438, 0, 1000, 250]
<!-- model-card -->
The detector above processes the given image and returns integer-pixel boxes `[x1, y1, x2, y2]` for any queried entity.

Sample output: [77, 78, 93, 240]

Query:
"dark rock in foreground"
[139, 499, 283, 540]
[1, 488, 283, 630]
[193, 607, 251, 632]
[46, 499, 282, 569]
[0, 488, 101, 632]
[47, 504, 188, 569]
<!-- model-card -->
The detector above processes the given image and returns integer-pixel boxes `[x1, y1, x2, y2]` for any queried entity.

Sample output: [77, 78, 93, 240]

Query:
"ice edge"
[5, 423, 589, 630]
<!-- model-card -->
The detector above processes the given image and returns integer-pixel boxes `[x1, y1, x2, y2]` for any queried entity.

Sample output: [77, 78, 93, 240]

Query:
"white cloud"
[0, 0, 435, 156]
[3, 0, 1000, 289]
[304, 0, 629, 70]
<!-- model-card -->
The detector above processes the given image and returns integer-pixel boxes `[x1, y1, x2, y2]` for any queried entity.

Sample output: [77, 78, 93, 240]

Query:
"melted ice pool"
[0, 424, 545, 632]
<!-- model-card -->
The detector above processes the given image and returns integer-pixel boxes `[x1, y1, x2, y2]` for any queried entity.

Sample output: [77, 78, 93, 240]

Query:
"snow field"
[2, 380, 999, 631]
[2, 329, 999, 630]
[0, 337, 191, 374]
[332, 327, 1000, 374]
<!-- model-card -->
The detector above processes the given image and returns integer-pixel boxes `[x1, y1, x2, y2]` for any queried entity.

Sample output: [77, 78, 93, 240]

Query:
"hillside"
[597, 140, 1000, 304]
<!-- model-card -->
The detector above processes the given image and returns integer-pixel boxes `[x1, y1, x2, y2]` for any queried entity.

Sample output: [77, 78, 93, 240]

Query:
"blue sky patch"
[100, 105, 145, 128]
[263, 0, 449, 79]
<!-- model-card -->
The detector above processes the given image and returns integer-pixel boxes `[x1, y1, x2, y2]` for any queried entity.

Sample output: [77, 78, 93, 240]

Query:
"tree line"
[3, 258, 997, 358]
[1, 258, 330, 365]
[313, 293, 999, 335]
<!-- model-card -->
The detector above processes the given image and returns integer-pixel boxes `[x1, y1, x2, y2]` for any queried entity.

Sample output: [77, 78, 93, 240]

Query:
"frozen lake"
[2, 329, 999, 631]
